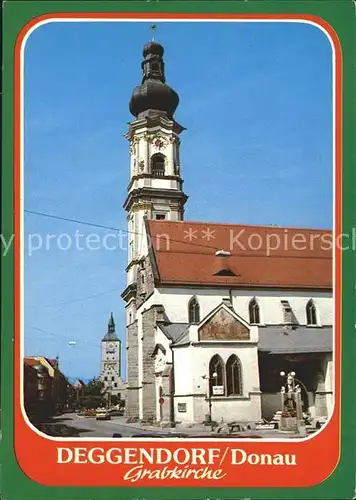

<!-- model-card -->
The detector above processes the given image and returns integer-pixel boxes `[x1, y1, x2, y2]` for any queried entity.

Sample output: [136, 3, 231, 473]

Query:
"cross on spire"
[150, 24, 157, 41]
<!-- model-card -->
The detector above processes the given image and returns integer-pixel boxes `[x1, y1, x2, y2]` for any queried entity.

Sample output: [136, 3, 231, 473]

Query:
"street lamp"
[106, 383, 113, 409]
[202, 372, 218, 429]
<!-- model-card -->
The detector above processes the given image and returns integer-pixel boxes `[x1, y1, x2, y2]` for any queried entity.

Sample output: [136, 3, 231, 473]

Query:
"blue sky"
[24, 20, 333, 381]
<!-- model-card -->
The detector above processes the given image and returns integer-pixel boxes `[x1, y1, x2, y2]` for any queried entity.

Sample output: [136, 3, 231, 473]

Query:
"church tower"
[123, 40, 187, 290]
[100, 313, 122, 397]
[122, 40, 187, 421]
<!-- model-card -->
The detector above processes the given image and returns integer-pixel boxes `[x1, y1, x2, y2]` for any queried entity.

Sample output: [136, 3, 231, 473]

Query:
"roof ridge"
[153, 251, 332, 259]
[148, 219, 332, 232]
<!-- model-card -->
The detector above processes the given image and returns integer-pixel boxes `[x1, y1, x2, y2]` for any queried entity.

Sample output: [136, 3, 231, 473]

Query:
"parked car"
[185, 433, 262, 439]
[108, 407, 124, 417]
[96, 409, 111, 421]
[111, 432, 262, 439]
[131, 432, 189, 438]
[84, 408, 96, 417]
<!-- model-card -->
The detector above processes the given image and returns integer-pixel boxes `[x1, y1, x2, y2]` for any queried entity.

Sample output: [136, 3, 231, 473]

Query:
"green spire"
[108, 312, 115, 333]
[102, 312, 118, 342]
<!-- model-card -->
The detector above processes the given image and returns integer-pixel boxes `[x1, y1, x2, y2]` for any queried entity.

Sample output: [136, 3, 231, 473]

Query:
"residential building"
[23, 356, 72, 414]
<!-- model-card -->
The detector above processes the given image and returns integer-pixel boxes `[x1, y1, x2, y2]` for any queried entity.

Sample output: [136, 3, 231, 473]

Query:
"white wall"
[126, 121, 184, 286]
[174, 344, 261, 395]
[173, 342, 261, 424]
[153, 328, 174, 422]
[155, 326, 173, 365]
[174, 394, 261, 425]
[133, 287, 332, 424]
[156, 287, 332, 326]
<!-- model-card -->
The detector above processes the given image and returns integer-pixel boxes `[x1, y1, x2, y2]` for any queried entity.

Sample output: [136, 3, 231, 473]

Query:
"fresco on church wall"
[198, 308, 250, 341]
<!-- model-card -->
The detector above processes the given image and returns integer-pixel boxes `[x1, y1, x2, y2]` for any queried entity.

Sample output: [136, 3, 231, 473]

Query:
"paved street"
[51, 413, 219, 438]
[51, 413, 162, 438]
[51, 413, 306, 439]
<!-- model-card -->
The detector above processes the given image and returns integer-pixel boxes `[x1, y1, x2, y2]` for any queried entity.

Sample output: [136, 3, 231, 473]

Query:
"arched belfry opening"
[151, 153, 166, 177]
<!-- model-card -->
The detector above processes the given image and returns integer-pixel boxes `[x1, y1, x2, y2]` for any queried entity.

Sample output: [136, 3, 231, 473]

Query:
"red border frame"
[14, 12, 342, 488]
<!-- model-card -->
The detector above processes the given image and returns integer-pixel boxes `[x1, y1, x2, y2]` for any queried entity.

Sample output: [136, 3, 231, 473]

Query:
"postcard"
[2, 2, 356, 499]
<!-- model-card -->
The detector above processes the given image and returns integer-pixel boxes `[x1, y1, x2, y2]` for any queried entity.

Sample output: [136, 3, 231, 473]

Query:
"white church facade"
[122, 41, 333, 426]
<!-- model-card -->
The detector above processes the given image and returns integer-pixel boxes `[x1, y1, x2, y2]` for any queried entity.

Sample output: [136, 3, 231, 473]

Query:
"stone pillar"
[161, 369, 172, 426]
[314, 354, 333, 418]
[125, 320, 140, 422]
[141, 305, 166, 423]
[141, 307, 156, 423]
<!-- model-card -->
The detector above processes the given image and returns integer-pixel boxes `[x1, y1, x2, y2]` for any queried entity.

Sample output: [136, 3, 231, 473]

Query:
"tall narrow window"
[249, 298, 260, 324]
[306, 299, 318, 326]
[151, 153, 165, 177]
[226, 355, 242, 396]
[129, 240, 134, 260]
[209, 354, 225, 395]
[281, 300, 296, 325]
[188, 297, 200, 324]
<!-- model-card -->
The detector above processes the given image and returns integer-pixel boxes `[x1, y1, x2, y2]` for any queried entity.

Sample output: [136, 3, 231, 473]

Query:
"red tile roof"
[146, 220, 332, 289]
[24, 357, 39, 367]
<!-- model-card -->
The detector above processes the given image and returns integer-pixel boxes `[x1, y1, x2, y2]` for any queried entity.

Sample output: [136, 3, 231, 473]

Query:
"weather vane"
[150, 24, 157, 41]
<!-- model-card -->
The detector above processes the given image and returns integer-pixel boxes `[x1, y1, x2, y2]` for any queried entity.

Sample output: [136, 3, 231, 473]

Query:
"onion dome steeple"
[129, 40, 179, 120]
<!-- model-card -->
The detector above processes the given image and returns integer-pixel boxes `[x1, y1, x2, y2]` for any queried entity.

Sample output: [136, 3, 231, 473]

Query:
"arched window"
[306, 299, 318, 326]
[188, 297, 200, 324]
[249, 298, 260, 324]
[226, 355, 242, 396]
[209, 354, 225, 394]
[151, 153, 165, 177]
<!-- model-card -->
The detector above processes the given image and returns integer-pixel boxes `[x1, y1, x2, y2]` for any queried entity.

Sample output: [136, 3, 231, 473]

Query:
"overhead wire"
[24, 209, 222, 253]
[27, 326, 103, 349]
[38, 287, 122, 308]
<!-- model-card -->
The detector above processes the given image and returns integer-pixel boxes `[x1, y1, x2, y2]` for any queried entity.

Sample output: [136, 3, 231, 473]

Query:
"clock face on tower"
[108, 343, 115, 350]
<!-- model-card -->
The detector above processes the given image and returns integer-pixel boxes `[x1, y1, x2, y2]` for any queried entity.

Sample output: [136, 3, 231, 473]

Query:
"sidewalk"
[111, 417, 304, 439]
[113, 416, 211, 435]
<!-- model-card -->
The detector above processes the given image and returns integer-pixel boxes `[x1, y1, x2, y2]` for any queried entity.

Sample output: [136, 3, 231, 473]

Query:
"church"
[122, 40, 333, 426]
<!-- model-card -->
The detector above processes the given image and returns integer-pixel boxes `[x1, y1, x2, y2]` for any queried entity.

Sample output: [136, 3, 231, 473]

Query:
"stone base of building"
[125, 416, 140, 423]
